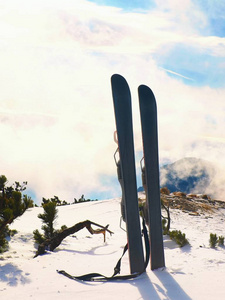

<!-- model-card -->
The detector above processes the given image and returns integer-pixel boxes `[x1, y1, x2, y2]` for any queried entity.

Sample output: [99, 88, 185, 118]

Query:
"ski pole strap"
[56, 244, 130, 282]
[57, 218, 149, 282]
[112, 243, 128, 277]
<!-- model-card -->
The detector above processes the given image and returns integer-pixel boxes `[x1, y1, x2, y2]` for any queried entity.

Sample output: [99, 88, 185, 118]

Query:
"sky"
[0, 0, 225, 204]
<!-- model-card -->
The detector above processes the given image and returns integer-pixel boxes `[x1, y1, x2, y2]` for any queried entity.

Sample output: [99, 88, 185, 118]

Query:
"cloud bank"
[0, 0, 224, 203]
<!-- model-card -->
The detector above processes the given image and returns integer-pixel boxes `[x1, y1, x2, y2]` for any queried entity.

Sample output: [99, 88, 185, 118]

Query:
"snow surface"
[0, 198, 225, 299]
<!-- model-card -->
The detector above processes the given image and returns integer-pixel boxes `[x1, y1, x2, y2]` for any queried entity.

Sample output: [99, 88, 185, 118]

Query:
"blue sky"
[196, 0, 225, 37]
[0, 0, 224, 203]
[89, 0, 225, 88]
[88, 0, 156, 11]
[153, 44, 225, 88]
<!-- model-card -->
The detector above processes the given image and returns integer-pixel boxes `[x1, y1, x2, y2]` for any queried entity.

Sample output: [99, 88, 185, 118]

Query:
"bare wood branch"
[34, 220, 114, 258]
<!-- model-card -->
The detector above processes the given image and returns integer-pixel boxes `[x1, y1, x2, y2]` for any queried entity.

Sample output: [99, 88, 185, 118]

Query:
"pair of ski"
[57, 74, 164, 282]
[112, 74, 165, 274]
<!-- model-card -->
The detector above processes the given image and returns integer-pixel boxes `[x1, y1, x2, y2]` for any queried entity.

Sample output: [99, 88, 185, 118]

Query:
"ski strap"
[57, 217, 149, 282]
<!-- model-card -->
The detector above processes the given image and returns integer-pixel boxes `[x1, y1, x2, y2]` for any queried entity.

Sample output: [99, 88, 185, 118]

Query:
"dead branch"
[34, 220, 114, 258]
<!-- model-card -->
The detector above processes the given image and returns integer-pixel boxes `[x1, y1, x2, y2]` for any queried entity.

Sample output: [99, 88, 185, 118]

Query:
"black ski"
[111, 74, 145, 274]
[138, 84, 165, 270]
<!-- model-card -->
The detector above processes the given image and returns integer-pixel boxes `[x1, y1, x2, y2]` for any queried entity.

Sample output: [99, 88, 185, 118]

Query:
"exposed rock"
[160, 192, 225, 215]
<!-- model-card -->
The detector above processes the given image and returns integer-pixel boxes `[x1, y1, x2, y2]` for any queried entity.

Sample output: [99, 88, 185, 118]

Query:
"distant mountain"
[138, 157, 216, 195]
[160, 157, 216, 194]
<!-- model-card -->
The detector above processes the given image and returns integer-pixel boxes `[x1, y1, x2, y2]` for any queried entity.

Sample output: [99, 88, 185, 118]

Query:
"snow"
[1, 198, 225, 299]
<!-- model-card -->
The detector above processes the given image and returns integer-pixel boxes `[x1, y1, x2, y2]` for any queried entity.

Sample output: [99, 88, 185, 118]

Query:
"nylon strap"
[57, 217, 150, 282]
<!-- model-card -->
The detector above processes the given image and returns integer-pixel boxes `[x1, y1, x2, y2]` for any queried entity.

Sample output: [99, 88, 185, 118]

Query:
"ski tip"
[111, 74, 127, 84]
[138, 85, 156, 103]
[111, 74, 131, 98]
[138, 85, 154, 96]
[111, 73, 123, 79]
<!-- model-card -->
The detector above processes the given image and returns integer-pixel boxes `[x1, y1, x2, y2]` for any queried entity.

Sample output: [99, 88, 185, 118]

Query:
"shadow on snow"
[0, 263, 31, 286]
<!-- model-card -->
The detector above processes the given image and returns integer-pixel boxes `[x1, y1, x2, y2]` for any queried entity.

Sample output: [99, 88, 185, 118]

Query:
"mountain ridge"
[138, 157, 216, 196]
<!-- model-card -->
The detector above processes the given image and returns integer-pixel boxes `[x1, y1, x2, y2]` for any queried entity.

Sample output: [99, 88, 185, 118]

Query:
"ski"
[138, 84, 165, 270]
[111, 74, 145, 274]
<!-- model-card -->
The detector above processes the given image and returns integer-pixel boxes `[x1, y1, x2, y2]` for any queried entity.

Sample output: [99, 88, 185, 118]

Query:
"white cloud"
[0, 0, 224, 203]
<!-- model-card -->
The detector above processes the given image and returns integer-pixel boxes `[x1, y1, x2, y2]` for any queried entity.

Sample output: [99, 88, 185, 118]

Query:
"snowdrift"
[0, 198, 225, 299]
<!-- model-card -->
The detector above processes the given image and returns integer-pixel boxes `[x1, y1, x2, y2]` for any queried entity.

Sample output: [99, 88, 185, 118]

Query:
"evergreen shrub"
[218, 236, 224, 246]
[209, 233, 218, 248]
[33, 200, 58, 245]
[169, 230, 189, 247]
